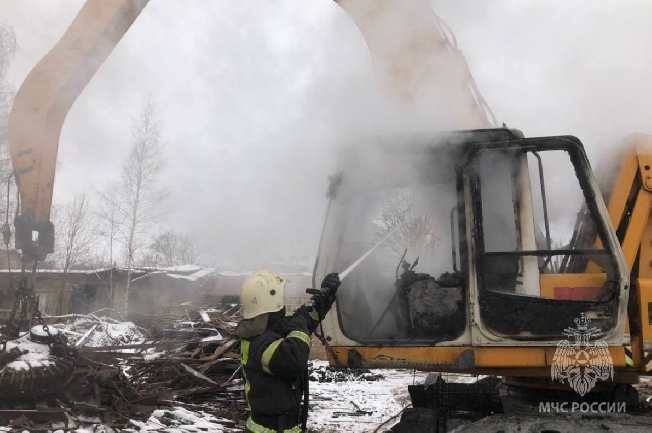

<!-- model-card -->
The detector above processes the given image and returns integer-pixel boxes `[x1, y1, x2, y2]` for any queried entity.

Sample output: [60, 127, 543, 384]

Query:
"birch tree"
[119, 101, 166, 308]
[97, 182, 123, 267]
[96, 182, 125, 308]
[55, 193, 95, 272]
[144, 229, 200, 268]
[177, 232, 200, 265]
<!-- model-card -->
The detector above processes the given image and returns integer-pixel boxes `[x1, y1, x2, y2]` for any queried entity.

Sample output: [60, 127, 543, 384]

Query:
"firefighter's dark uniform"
[239, 305, 320, 433]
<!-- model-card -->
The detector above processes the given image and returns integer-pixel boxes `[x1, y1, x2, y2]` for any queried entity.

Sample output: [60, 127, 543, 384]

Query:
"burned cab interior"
[470, 136, 622, 340]
[318, 130, 625, 346]
[321, 131, 483, 344]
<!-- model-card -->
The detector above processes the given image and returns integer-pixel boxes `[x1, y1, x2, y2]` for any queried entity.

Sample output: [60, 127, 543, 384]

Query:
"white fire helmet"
[240, 270, 286, 319]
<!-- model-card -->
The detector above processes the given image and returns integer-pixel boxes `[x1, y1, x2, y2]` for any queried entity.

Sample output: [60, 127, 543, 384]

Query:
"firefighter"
[234, 270, 341, 433]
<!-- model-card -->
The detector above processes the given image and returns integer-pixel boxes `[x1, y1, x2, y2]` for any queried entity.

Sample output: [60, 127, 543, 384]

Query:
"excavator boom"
[8, 0, 149, 261]
[600, 134, 652, 373]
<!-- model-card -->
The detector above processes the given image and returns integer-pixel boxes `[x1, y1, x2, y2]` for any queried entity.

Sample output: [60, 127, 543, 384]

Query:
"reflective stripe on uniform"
[241, 339, 250, 365]
[309, 309, 319, 321]
[242, 369, 251, 409]
[241, 339, 251, 408]
[261, 338, 284, 374]
[287, 330, 311, 349]
[245, 417, 302, 433]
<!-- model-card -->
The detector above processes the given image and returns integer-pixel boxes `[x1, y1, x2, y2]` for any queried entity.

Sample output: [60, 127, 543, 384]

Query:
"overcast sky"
[1, 0, 652, 269]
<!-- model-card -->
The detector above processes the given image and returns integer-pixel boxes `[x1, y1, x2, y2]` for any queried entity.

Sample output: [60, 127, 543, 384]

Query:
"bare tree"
[96, 183, 126, 309]
[97, 182, 124, 267]
[154, 229, 177, 267]
[55, 193, 96, 272]
[199, 242, 226, 269]
[372, 190, 439, 259]
[144, 229, 200, 268]
[119, 101, 166, 308]
[177, 232, 200, 265]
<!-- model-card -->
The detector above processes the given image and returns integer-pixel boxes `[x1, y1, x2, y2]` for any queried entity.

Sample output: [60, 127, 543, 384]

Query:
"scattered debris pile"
[309, 363, 384, 383]
[50, 313, 148, 347]
[0, 303, 246, 432]
[0, 331, 75, 398]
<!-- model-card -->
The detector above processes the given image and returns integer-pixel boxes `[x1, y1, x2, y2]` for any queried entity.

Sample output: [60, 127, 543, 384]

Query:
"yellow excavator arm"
[598, 134, 652, 372]
[7, 0, 493, 262]
[8, 0, 149, 261]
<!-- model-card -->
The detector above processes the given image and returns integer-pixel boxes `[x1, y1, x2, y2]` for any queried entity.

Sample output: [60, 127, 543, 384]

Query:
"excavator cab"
[314, 128, 629, 372]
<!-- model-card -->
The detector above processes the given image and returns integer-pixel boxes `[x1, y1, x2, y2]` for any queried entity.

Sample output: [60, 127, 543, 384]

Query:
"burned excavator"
[311, 1, 652, 429]
[1, 0, 651, 429]
[315, 129, 652, 427]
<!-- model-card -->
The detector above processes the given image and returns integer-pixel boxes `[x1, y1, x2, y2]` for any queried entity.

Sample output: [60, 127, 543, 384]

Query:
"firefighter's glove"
[304, 273, 341, 322]
[320, 273, 341, 300]
[306, 294, 332, 322]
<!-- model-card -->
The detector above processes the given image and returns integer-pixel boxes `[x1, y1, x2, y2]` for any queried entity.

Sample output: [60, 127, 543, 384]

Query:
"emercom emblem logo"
[551, 313, 613, 396]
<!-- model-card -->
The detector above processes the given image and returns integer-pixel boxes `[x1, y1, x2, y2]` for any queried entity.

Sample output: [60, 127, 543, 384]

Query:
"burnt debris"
[0, 303, 246, 431]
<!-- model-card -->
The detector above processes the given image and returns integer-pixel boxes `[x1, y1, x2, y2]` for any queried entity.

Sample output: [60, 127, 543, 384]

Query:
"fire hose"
[301, 220, 408, 431]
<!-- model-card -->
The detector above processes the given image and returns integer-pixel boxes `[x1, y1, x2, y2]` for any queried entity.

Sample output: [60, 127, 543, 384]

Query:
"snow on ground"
[44, 406, 235, 433]
[307, 361, 487, 433]
[124, 407, 233, 432]
[309, 362, 421, 432]
[3, 359, 483, 433]
[1, 349, 485, 432]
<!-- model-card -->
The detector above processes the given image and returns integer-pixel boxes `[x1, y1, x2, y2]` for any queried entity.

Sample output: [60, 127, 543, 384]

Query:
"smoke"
[2, 0, 652, 276]
[432, 0, 652, 170]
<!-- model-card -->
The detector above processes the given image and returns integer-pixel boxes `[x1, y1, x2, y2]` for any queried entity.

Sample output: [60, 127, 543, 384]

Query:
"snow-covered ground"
[125, 407, 236, 432]
[42, 363, 431, 432]
[2, 341, 486, 433]
[308, 361, 431, 433]
[307, 361, 490, 433]
[3, 407, 237, 433]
